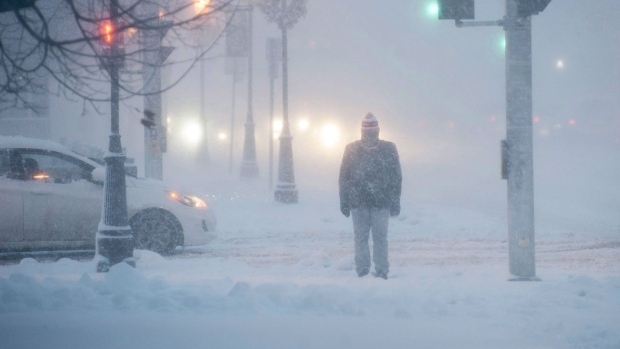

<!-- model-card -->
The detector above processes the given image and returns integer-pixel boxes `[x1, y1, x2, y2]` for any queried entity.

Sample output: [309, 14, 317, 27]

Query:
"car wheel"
[130, 209, 179, 255]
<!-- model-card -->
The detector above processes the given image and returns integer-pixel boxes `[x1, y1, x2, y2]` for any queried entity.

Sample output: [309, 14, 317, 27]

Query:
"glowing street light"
[218, 132, 227, 140]
[320, 124, 340, 148]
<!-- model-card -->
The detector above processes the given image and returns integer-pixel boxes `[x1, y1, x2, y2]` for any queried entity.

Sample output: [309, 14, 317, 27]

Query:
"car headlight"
[167, 191, 208, 209]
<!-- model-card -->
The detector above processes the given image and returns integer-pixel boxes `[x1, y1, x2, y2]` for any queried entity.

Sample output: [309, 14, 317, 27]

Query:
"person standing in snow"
[339, 113, 402, 279]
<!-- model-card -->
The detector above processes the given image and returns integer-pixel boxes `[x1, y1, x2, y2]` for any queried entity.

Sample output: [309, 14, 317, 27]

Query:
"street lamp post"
[95, 0, 134, 273]
[259, 0, 307, 204]
[229, 65, 238, 174]
[240, 5, 259, 178]
[225, 59, 245, 175]
[224, 7, 249, 175]
[197, 47, 210, 166]
[274, 16, 297, 203]
[266, 37, 281, 189]
[194, 0, 212, 167]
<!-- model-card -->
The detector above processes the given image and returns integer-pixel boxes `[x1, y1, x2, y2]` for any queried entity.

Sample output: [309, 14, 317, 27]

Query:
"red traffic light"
[100, 20, 115, 45]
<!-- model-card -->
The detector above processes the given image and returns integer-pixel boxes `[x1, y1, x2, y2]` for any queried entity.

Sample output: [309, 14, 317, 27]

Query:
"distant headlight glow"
[180, 120, 202, 146]
[320, 123, 340, 148]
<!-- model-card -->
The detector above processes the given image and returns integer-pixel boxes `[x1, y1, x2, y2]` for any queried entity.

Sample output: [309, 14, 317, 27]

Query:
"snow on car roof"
[0, 136, 99, 167]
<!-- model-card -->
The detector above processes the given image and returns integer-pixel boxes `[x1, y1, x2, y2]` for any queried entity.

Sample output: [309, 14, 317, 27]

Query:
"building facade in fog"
[0, 72, 51, 140]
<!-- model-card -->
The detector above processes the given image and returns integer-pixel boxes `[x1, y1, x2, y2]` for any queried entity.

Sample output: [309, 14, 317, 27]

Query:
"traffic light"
[0, 0, 36, 13]
[516, 0, 552, 18]
[100, 20, 115, 46]
[438, 0, 475, 20]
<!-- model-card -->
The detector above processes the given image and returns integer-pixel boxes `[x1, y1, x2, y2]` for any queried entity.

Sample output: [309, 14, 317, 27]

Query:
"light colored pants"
[351, 208, 390, 275]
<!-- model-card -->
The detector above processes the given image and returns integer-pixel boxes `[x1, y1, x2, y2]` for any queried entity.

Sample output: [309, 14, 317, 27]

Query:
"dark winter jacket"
[339, 140, 402, 211]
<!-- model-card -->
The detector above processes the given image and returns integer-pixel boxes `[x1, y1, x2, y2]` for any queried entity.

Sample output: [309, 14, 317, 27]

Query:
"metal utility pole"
[266, 37, 282, 189]
[240, 5, 259, 178]
[142, 4, 174, 180]
[504, 0, 536, 280]
[438, 0, 551, 280]
[95, 0, 134, 272]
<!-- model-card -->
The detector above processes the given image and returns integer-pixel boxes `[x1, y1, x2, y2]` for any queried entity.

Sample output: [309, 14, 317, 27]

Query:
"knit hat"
[361, 112, 379, 130]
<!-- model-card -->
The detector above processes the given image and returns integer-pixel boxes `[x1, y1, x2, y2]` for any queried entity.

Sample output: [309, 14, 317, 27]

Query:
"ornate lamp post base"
[240, 162, 259, 177]
[95, 135, 135, 273]
[274, 185, 298, 203]
[274, 132, 297, 204]
[508, 276, 542, 282]
[95, 231, 135, 272]
[240, 118, 258, 178]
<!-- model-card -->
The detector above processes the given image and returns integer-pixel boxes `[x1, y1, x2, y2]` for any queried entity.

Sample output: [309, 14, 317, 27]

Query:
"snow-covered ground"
[1, 182, 619, 349]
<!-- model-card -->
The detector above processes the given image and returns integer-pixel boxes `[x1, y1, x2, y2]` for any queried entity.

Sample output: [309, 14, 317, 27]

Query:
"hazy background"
[38, 0, 620, 234]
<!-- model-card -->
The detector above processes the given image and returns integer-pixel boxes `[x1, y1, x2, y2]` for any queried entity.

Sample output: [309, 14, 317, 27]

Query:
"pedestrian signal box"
[516, 0, 552, 18]
[438, 0, 475, 20]
[0, 0, 35, 12]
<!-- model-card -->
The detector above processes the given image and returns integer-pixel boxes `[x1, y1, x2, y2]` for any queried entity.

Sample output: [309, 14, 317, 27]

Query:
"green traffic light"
[491, 34, 506, 57]
[426, 2, 439, 18]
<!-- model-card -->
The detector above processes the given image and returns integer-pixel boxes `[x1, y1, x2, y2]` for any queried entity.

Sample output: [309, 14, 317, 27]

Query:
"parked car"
[0, 136, 216, 255]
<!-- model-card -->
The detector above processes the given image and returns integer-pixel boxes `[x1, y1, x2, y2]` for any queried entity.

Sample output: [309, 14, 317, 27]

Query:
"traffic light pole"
[504, 0, 537, 280]
[142, 4, 173, 180]
[441, 0, 542, 280]
[95, 0, 135, 272]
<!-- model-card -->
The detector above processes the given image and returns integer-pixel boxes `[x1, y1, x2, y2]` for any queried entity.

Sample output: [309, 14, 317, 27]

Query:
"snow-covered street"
[1, 0, 619, 347]
[1, 186, 619, 349]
